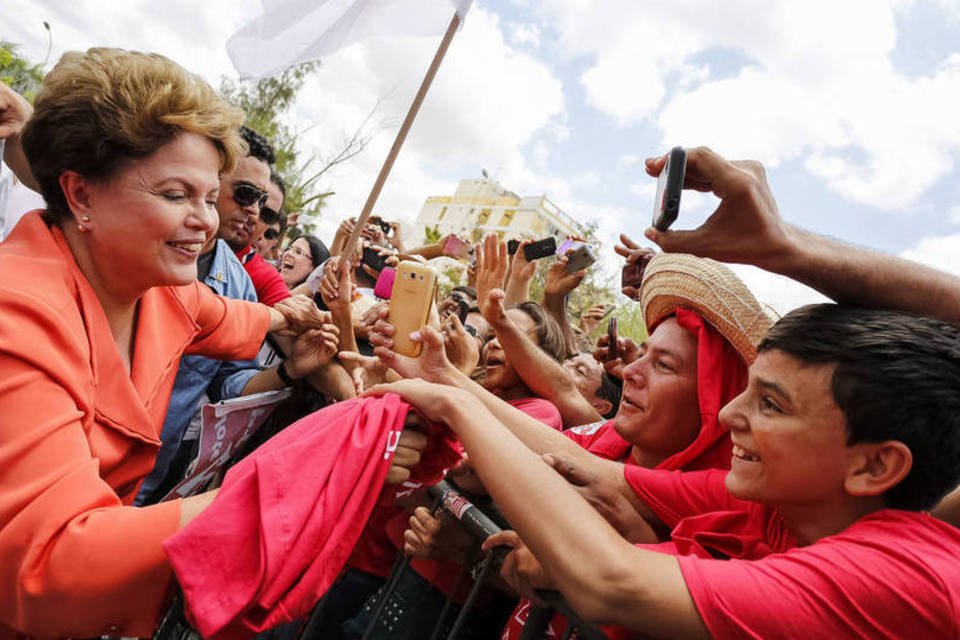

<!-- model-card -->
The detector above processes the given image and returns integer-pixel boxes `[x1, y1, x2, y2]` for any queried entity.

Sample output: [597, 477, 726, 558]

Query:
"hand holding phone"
[564, 244, 596, 273]
[523, 237, 558, 261]
[443, 235, 470, 259]
[652, 147, 687, 231]
[606, 317, 619, 362]
[388, 261, 438, 357]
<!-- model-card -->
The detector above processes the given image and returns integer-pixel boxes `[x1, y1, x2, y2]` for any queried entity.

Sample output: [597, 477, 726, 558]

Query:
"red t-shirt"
[628, 468, 960, 639]
[235, 245, 291, 306]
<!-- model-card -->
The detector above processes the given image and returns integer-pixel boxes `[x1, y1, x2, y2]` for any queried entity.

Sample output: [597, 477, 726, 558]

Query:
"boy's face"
[720, 349, 852, 507]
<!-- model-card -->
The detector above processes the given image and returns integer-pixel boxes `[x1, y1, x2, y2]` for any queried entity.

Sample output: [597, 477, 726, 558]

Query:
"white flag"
[227, 0, 473, 79]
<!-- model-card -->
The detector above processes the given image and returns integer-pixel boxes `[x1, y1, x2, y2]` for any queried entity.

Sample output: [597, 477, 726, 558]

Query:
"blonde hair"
[22, 48, 246, 221]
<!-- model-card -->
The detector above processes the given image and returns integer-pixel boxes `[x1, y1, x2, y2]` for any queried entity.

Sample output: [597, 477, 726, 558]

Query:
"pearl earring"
[78, 215, 91, 232]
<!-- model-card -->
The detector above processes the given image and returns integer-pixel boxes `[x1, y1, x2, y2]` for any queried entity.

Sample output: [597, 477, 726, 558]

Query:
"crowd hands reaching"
[4, 49, 960, 640]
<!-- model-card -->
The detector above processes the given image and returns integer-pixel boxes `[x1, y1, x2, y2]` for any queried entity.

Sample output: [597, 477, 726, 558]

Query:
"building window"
[438, 206, 447, 221]
[498, 209, 516, 227]
[477, 208, 492, 225]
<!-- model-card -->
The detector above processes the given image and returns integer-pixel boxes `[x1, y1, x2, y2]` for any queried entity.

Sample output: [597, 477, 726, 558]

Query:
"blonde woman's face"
[81, 132, 221, 294]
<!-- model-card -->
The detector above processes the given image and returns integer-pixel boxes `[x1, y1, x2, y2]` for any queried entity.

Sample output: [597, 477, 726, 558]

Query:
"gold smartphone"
[388, 261, 438, 357]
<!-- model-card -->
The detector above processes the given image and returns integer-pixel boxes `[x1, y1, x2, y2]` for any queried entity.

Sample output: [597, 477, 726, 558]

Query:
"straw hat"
[639, 253, 776, 363]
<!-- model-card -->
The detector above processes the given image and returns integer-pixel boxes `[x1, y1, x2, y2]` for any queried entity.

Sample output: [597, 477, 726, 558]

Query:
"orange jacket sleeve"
[184, 280, 272, 360]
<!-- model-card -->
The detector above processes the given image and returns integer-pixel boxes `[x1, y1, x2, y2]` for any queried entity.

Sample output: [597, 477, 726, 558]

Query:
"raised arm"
[367, 380, 708, 638]
[644, 146, 960, 327]
[486, 288, 602, 428]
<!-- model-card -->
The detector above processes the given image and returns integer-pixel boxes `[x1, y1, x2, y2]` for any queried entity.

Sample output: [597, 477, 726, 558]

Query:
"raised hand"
[593, 333, 642, 380]
[441, 313, 480, 375]
[544, 254, 585, 298]
[643, 146, 792, 271]
[369, 311, 459, 384]
[578, 303, 609, 335]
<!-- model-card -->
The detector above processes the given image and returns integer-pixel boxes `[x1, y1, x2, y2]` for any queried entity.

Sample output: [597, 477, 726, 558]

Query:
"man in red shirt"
[372, 302, 960, 638]
[215, 126, 290, 306]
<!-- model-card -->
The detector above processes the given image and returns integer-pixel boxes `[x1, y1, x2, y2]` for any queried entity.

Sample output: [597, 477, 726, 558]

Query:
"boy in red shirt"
[372, 303, 960, 638]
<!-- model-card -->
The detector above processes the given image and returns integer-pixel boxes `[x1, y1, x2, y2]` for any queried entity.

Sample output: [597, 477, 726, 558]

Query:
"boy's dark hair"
[515, 301, 567, 364]
[759, 304, 960, 511]
[240, 125, 276, 165]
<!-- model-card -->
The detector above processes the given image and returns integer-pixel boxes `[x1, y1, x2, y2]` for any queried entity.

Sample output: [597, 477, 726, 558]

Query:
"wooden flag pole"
[340, 9, 463, 268]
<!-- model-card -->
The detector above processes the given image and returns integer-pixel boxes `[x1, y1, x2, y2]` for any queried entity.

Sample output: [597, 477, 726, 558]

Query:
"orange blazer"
[0, 213, 271, 638]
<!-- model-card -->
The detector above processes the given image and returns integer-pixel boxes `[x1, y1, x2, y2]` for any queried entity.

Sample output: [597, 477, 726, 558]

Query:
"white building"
[413, 176, 588, 244]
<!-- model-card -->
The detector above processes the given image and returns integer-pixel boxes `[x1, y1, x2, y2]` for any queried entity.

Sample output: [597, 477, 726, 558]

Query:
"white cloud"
[508, 22, 541, 49]
[535, 0, 960, 211]
[949, 204, 960, 224]
[900, 233, 960, 276]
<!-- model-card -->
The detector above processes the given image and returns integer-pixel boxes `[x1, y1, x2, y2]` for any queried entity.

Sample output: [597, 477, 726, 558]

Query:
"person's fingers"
[414, 324, 446, 353]
[351, 367, 365, 395]
[481, 529, 521, 552]
[398, 428, 428, 451]
[541, 453, 597, 488]
[619, 233, 641, 250]
[448, 313, 467, 337]
[373, 318, 396, 338]
[385, 466, 411, 484]
[622, 285, 639, 299]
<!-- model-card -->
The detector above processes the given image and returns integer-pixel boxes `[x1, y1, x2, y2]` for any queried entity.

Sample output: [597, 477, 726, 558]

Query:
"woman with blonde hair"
[0, 48, 415, 638]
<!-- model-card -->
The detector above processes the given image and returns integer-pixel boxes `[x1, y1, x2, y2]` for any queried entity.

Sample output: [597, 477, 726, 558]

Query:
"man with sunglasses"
[253, 171, 286, 263]
[215, 126, 291, 306]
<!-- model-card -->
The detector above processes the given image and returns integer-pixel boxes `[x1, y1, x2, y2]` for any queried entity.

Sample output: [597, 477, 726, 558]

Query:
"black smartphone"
[523, 237, 557, 261]
[507, 239, 520, 255]
[362, 245, 390, 272]
[652, 146, 687, 231]
[565, 245, 596, 273]
[606, 317, 619, 361]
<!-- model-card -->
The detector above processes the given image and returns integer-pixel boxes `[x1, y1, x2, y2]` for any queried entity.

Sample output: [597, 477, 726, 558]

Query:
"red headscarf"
[656, 307, 749, 471]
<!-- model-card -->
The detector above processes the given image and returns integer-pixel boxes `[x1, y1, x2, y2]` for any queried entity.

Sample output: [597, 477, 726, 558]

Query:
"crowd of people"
[2, 46, 960, 640]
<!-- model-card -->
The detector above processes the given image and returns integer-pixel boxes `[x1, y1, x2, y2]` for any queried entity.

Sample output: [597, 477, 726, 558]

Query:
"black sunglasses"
[259, 206, 281, 225]
[264, 228, 280, 240]
[233, 183, 269, 210]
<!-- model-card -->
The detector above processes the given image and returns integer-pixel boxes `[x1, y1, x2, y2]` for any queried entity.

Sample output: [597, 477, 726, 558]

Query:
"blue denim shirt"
[136, 240, 262, 504]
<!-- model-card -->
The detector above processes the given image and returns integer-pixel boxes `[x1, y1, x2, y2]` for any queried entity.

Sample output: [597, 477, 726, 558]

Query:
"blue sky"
[6, 0, 960, 311]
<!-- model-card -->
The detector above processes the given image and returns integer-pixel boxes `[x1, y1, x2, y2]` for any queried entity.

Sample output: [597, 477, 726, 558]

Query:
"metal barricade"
[351, 480, 607, 640]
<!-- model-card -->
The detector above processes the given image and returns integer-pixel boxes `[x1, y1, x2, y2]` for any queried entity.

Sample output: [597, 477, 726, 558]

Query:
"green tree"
[220, 63, 380, 240]
[0, 40, 45, 100]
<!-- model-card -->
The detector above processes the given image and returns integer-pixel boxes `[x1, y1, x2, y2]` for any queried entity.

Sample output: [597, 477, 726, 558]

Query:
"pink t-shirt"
[628, 468, 960, 639]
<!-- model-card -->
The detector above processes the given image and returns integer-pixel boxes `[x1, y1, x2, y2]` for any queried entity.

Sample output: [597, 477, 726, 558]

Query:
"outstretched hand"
[274, 295, 332, 336]
[369, 313, 460, 385]
[364, 378, 474, 427]
[543, 452, 658, 544]
[643, 146, 793, 270]
[285, 324, 340, 379]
